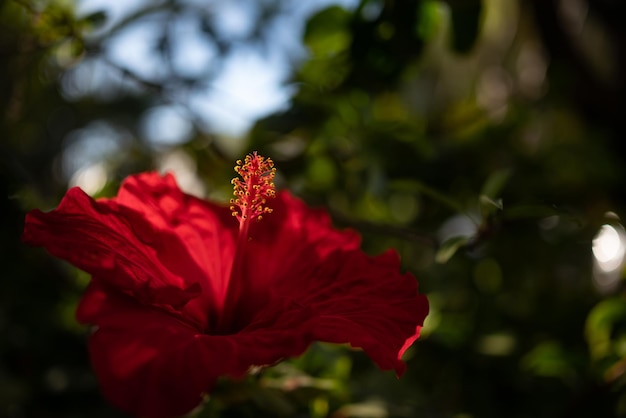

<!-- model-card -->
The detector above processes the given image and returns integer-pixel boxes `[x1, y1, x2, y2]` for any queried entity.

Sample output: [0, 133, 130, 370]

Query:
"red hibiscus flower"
[23, 153, 429, 418]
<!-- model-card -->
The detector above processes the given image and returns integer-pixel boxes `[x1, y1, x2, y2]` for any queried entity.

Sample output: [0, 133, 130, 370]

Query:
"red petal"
[246, 249, 428, 376]
[107, 173, 238, 329]
[77, 282, 311, 418]
[77, 254, 426, 418]
[241, 192, 429, 374]
[224, 191, 361, 329]
[77, 283, 219, 418]
[23, 187, 200, 310]
[113, 173, 236, 309]
[22, 173, 238, 329]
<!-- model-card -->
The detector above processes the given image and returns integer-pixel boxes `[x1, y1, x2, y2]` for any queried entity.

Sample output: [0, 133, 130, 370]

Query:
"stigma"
[230, 152, 276, 226]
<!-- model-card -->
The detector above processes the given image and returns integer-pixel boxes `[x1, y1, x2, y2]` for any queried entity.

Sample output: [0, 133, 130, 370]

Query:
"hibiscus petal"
[107, 172, 238, 329]
[77, 257, 425, 418]
[23, 186, 202, 311]
[76, 282, 311, 418]
[113, 173, 237, 309]
[23, 173, 241, 330]
[248, 249, 427, 376]
[224, 191, 361, 329]
[241, 192, 429, 375]
[77, 282, 221, 418]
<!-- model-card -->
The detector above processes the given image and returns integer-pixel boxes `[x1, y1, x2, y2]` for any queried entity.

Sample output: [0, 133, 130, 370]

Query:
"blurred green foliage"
[3, 0, 626, 417]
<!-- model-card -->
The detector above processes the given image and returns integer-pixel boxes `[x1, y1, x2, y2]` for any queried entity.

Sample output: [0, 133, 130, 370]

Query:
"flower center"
[230, 152, 276, 229]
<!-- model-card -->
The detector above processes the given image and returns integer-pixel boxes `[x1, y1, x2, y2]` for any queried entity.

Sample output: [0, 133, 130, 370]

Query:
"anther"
[230, 152, 277, 223]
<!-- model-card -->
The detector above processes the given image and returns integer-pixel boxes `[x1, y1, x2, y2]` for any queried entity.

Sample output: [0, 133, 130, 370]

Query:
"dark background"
[3, 0, 626, 417]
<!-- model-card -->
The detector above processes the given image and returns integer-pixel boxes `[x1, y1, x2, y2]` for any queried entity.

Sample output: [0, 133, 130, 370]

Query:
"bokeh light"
[592, 223, 625, 292]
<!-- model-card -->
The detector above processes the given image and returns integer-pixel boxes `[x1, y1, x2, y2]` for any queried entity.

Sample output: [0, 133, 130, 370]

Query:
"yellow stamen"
[230, 152, 276, 225]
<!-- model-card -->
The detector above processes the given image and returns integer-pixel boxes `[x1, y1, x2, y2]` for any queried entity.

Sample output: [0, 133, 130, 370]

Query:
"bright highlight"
[592, 224, 625, 273]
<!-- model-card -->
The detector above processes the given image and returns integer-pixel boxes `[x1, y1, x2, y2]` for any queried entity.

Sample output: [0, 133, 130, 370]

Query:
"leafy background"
[3, 0, 626, 417]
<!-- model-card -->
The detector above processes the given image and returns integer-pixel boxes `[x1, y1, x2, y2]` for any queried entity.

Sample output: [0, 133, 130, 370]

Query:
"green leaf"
[479, 194, 503, 219]
[80, 10, 107, 31]
[436, 235, 470, 263]
[416, 1, 442, 41]
[304, 6, 351, 56]
[521, 341, 574, 378]
[389, 179, 466, 215]
[502, 204, 564, 221]
[481, 168, 512, 199]
[585, 298, 626, 361]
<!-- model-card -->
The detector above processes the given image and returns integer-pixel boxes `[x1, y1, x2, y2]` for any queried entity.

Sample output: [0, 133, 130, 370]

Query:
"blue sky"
[75, 0, 358, 138]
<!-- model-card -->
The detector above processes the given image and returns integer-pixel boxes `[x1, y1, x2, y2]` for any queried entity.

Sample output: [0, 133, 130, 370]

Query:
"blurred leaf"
[304, 6, 351, 56]
[479, 194, 503, 220]
[475, 332, 516, 356]
[479, 168, 511, 220]
[586, 297, 626, 361]
[79, 10, 107, 31]
[473, 258, 502, 293]
[502, 204, 565, 221]
[249, 386, 295, 417]
[333, 400, 388, 418]
[390, 179, 466, 215]
[53, 37, 85, 67]
[436, 235, 469, 263]
[481, 168, 512, 199]
[417, 1, 443, 41]
[306, 156, 337, 190]
[311, 396, 329, 418]
[522, 341, 575, 379]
